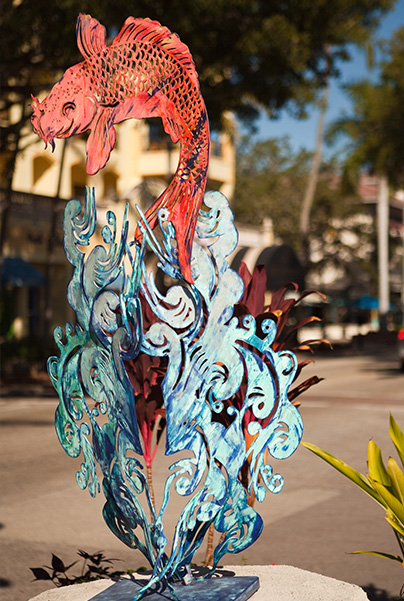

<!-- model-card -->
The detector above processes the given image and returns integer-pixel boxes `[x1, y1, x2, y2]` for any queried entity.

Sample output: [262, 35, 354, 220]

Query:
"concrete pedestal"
[28, 565, 369, 601]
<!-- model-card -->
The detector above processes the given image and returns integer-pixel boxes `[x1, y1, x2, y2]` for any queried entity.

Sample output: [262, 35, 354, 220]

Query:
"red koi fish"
[31, 13, 210, 283]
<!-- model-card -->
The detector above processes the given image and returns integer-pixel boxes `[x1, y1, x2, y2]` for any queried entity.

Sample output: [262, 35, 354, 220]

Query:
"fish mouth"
[31, 118, 74, 152]
[30, 96, 74, 151]
[42, 131, 57, 152]
[46, 121, 79, 149]
[30, 115, 55, 151]
[31, 114, 44, 140]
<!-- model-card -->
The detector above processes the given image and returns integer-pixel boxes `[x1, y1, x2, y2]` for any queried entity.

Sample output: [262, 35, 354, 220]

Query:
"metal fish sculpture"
[31, 13, 210, 283]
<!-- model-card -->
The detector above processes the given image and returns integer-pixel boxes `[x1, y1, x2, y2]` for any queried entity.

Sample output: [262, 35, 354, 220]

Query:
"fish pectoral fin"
[158, 95, 192, 142]
[86, 110, 116, 175]
[113, 93, 159, 123]
[114, 91, 183, 144]
[161, 116, 181, 144]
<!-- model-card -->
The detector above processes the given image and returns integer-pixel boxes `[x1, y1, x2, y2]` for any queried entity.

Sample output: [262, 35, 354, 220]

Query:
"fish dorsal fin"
[112, 17, 198, 84]
[76, 13, 106, 59]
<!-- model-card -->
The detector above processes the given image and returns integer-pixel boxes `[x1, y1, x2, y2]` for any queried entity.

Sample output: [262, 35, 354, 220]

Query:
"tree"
[327, 27, 404, 187]
[300, 49, 331, 270]
[0, 0, 396, 250]
[327, 25, 404, 329]
[1, 0, 88, 252]
[232, 136, 311, 244]
[233, 135, 375, 295]
[1, 0, 396, 154]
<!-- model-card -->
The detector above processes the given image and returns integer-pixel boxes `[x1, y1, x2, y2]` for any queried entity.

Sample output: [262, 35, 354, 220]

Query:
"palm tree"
[326, 27, 404, 330]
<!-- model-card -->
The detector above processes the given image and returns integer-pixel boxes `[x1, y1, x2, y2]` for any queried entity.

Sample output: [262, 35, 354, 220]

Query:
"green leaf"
[387, 457, 404, 504]
[370, 480, 404, 528]
[385, 513, 404, 539]
[389, 414, 404, 468]
[302, 441, 387, 509]
[350, 550, 403, 564]
[368, 440, 391, 486]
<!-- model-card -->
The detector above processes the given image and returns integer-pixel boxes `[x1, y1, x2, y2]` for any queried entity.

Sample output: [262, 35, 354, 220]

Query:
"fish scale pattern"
[86, 44, 175, 107]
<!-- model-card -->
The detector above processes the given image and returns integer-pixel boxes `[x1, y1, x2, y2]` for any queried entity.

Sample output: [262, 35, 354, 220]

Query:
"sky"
[250, 0, 404, 158]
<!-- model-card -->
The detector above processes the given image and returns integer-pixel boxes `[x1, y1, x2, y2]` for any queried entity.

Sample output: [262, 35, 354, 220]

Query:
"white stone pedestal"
[29, 564, 369, 601]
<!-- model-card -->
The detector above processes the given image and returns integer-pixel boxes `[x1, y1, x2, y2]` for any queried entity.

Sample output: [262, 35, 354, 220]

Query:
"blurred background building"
[1, 117, 235, 348]
[2, 119, 404, 354]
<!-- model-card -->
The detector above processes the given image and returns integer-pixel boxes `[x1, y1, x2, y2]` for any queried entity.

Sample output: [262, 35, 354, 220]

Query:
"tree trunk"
[43, 139, 67, 355]
[377, 175, 389, 332]
[0, 104, 26, 259]
[300, 50, 330, 271]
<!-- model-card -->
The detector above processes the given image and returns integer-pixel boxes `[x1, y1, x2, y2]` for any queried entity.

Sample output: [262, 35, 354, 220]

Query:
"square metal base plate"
[89, 576, 259, 601]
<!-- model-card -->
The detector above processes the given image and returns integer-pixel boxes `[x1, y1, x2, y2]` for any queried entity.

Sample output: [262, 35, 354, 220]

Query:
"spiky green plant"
[302, 414, 404, 566]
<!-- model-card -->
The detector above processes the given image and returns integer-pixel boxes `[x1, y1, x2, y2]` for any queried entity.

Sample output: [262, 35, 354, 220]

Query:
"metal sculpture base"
[89, 576, 259, 601]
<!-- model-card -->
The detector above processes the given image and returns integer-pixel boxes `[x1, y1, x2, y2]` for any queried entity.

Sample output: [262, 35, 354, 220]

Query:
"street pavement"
[1, 346, 403, 601]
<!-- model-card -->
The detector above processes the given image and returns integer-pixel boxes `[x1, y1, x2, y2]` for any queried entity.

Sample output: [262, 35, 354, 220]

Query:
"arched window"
[103, 171, 118, 200]
[71, 163, 87, 200]
[33, 155, 53, 185]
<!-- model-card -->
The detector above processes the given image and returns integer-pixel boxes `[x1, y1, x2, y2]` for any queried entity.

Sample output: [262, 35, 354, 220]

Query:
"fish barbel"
[31, 13, 210, 283]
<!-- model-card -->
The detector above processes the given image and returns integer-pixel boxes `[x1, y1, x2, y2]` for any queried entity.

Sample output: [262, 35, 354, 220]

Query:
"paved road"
[1, 348, 403, 601]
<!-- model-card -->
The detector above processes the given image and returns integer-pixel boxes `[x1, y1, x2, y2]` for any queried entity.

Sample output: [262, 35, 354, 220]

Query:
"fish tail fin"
[174, 185, 203, 284]
[134, 176, 181, 242]
[134, 177, 204, 284]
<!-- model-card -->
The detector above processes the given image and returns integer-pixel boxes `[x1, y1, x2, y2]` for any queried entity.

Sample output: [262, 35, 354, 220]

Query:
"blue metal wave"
[48, 187, 303, 599]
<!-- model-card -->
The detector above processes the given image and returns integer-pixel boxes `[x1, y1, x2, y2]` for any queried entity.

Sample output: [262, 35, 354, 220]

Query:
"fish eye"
[62, 101, 76, 117]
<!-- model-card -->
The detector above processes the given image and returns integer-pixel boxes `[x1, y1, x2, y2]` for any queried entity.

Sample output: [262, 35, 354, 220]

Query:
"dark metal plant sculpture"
[33, 13, 306, 600]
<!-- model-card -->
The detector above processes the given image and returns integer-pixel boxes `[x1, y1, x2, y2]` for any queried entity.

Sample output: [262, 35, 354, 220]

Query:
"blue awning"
[1, 257, 45, 287]
[353, 295, 379, 309]
[353, 295, 393, 310]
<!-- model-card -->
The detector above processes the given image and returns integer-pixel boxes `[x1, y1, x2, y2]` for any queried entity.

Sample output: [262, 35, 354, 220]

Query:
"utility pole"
[377, 175, 389, 332]
[400, 191, 404, 325]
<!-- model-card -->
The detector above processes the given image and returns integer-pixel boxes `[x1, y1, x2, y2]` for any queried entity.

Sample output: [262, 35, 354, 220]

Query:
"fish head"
[31, 66, 97, 151]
